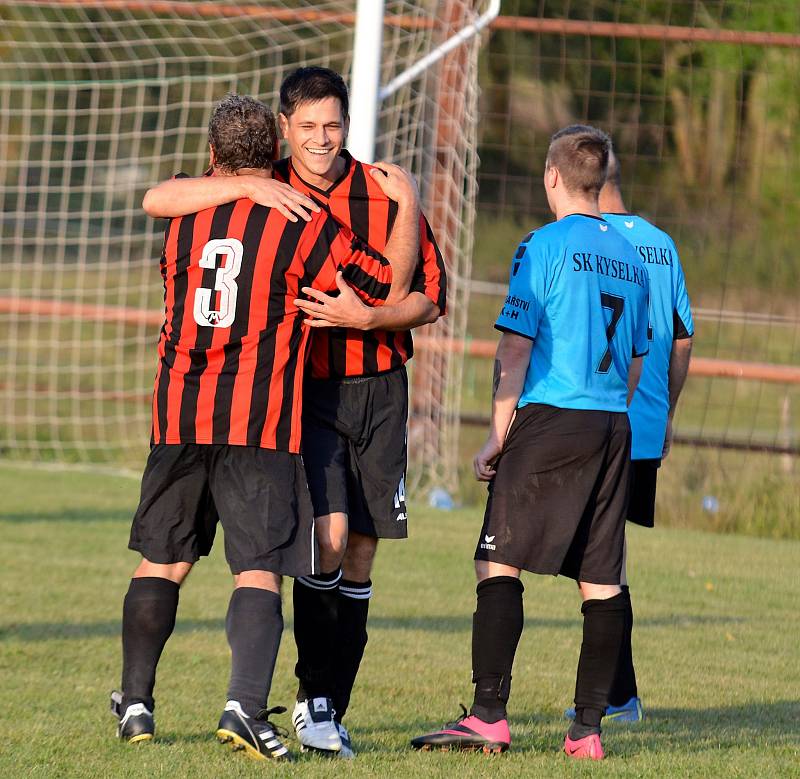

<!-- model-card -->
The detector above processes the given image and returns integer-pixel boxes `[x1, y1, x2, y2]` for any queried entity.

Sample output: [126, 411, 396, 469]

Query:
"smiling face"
[278, 97, 349, 189]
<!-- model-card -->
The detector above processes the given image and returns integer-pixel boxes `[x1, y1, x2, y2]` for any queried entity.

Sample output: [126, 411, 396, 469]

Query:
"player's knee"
[133, 558, 192, 585]
[234, 570, 281, 593]
[579, 582, 622, 601]
[315, 512, 349, 569]
[475, 559, 521, 582]
[342, 532, 378, 580]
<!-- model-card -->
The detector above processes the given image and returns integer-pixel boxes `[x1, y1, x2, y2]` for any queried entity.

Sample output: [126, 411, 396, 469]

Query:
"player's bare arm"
[369, 161, 421, 302]
[295, 272, 437, 330]
[142, 170, 319, 222]
[474, 332, 532, 481]
[627, 355, 644, 406]
[663, 336, 693, 457]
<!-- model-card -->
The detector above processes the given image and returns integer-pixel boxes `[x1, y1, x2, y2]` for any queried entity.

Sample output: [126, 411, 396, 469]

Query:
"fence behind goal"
[463, 1, 800, 536]
[0, 0, 482, 491]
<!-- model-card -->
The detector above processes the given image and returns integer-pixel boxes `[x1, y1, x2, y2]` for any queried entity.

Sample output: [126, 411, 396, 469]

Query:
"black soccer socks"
[332, 578, 372, 722]
[225, 587, 283, 717]
[293, 568, 342, 701]
[570, 591, 627, 739]
[608, 585, 638, 706]
[470, 576, 525, 723]
[121, 576, 180, 711]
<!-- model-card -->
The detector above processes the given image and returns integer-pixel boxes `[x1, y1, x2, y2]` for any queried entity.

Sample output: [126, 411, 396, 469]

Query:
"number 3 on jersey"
[193, 238, 243, 328]
[596, 291, 625, 373]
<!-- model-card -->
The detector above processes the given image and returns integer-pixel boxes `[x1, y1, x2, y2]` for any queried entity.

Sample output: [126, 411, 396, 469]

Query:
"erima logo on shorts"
[480, 534, 496, 551]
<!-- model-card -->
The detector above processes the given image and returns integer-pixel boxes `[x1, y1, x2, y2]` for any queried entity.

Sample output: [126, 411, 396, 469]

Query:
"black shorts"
[627, 458, 660, 528]
[129, 444, 316, 576]
[474, 404, 631, 584]
[302, 367, 408, 539]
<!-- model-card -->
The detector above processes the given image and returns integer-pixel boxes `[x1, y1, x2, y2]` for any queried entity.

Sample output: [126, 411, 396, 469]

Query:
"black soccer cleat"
[110, 690, 154, 743]
[216, 701, 292, 761]
[411, 705, 510, 754]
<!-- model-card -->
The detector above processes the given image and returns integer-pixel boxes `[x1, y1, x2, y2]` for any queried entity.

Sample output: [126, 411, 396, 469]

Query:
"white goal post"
[0, 0, 494, 493]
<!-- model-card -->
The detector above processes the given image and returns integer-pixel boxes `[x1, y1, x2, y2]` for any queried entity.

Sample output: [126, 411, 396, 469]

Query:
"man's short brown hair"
[546, 124, 611, 195]
[208, 93, 277, 172]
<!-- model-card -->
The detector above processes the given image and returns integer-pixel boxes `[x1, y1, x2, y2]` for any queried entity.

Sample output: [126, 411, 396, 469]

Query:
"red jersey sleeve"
[302, 213, 392, 305]
[409, 214, 447, 315]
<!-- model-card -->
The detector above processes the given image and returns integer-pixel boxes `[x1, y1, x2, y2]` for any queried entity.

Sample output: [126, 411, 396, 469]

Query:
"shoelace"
[254, 705, 289, 739]
[442, 703, 469, 729]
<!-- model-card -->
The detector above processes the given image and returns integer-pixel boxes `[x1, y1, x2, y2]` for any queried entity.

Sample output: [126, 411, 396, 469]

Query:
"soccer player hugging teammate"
[411, 126, 650, 760]
[561, 148, 693, 722]
[143, 67, 446, 758]
[112, 94, 420, 761]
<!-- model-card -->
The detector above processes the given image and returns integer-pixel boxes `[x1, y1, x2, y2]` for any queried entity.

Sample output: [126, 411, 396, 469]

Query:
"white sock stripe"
[297, 572, 342, 590]
[339, 585, 372, 600]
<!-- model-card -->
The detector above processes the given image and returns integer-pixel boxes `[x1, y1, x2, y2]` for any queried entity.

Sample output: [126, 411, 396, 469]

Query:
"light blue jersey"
[495, 214, 650, 412]
[604, 213, 694, 460]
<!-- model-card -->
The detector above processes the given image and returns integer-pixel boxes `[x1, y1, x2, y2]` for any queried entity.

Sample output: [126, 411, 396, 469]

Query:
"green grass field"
[1, 464, 798, 778]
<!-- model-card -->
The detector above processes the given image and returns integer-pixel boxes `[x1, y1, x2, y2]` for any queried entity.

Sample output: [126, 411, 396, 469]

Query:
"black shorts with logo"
[474, 403, 631, 585]
[302, 366, 408, 539]
[129, 444, 316, 576]
[627, 458, 660, 528]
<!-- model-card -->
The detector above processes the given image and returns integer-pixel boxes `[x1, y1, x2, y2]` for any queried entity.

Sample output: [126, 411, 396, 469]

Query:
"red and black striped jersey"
[151, 184, 392, 453]
[273, 151, 446, 379]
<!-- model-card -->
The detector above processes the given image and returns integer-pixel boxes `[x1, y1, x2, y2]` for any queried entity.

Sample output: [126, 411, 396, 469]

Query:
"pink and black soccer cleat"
[564, 732, 604, 760]
[411, 705, 510, 754]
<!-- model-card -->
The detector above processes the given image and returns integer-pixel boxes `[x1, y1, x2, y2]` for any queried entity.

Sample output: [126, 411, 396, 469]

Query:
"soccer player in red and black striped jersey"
[113, 94, 420, 760]
[143, 68, 446, 756]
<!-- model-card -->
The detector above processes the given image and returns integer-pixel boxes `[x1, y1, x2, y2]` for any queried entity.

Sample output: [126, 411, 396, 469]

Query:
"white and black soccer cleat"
[292, 697, 341, 753]
[110, 690, 154, 743]
[216, 701, 291, 761]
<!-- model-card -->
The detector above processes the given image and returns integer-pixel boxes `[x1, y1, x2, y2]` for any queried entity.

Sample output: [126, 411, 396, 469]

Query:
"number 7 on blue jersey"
[596, 292, 625, 374]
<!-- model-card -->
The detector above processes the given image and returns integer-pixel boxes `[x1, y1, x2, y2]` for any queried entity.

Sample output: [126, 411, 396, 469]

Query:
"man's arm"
[142, 173, 319, 222]
[663, 336, 693, 457]
[296, 165, 421, 322]
[627, 355, 643, 406]
[368, 162, 420, 303]
[474, 333, 532, 481]
[294, 274, 438, 330]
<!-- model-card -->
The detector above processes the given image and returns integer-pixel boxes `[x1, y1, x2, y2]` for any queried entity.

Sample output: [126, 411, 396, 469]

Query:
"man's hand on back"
[369, 162, 420, 207]
[237, 174, 320, 222]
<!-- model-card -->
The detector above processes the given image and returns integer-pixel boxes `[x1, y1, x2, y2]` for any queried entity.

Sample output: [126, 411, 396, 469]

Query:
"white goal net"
[0, 0, 482, 491]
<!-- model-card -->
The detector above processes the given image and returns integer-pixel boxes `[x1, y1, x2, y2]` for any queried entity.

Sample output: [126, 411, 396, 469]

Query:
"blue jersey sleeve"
[671, 243, 694, 339]
[494, 231, 545, 339]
